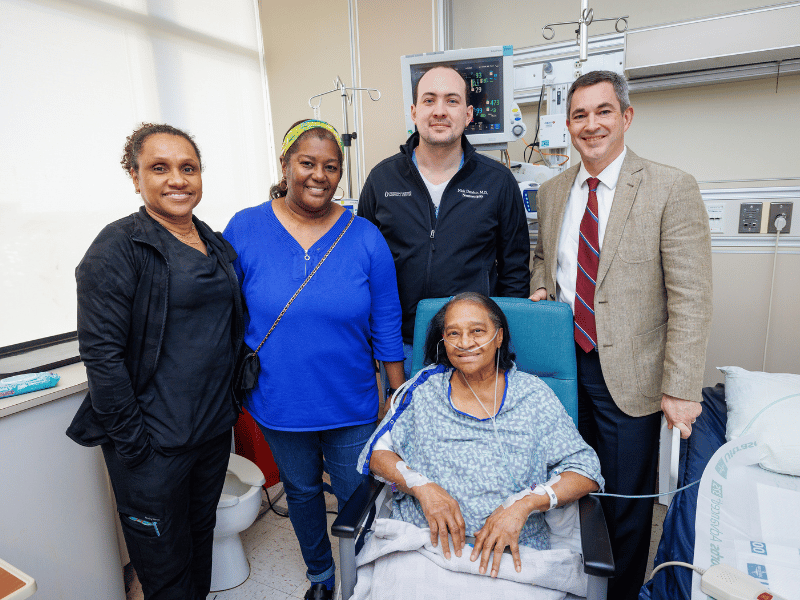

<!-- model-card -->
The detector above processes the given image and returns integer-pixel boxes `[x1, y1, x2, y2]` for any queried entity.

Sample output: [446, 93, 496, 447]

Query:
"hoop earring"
[333, 186, 345, 201]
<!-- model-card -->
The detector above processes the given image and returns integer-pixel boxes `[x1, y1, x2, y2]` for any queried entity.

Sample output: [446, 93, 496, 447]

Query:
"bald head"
[413, 66, 469, 106]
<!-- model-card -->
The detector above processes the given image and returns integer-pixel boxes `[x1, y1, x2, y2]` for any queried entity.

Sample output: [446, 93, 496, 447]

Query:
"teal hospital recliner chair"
[332, 298, 614, 599]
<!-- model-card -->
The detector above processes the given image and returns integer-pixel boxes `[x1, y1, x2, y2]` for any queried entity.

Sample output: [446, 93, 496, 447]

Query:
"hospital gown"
[358, 364, 604, 550]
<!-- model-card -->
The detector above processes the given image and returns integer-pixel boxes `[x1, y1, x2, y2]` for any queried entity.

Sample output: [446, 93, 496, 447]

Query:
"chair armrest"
[331, 477, 385, 539]
[578, 495, 615, 577]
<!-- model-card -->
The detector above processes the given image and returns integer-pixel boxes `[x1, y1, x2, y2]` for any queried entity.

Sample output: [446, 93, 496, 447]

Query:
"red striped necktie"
[575, 177, 600, 352]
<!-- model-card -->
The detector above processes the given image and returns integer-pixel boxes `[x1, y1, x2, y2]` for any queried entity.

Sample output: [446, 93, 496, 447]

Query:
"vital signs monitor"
[400, 46, 525, 150]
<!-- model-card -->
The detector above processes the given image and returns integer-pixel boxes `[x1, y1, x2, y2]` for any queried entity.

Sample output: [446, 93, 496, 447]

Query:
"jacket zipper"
[406, 142, 472, 298]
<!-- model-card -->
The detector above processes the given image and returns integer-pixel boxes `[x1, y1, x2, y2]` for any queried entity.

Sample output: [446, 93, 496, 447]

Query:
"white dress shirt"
[556, 147, 627, 313]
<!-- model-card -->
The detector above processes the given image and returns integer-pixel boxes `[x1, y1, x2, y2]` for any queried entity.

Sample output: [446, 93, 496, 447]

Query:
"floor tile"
[261, 485, 295, 531]
[208, 576, 291, 600]
[246, 523, 309, 594]
[289, 581, 308, 599]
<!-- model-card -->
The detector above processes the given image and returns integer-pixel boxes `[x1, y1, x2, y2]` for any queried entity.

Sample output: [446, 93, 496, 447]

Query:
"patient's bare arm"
[471, 471, 599, 577]
[370, 449, 466, 559]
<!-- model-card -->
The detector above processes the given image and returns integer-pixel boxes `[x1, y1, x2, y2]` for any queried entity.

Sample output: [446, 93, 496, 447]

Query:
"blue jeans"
[258, 423, 374, 583]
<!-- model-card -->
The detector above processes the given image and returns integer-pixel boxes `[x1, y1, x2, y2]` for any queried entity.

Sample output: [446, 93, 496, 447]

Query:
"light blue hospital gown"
[358, 364, 604, 550]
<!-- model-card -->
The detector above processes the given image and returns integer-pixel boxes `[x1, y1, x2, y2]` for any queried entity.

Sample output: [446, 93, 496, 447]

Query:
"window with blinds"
[0, 0, 276, 349]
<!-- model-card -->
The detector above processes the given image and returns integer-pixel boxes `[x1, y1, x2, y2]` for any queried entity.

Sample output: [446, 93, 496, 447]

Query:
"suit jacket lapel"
[547, 165, 580, 286]
[597, 150, 644, 288]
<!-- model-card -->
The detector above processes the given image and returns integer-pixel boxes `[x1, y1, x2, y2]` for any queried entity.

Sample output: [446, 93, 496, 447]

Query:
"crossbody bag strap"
[253, 211, 355, 354]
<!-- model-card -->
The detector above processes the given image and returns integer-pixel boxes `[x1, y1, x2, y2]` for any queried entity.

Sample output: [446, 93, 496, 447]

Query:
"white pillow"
[718, 366, 800, 476]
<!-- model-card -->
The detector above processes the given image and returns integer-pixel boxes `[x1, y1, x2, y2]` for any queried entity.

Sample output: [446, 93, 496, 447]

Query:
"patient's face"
[442, 301, 503, 379]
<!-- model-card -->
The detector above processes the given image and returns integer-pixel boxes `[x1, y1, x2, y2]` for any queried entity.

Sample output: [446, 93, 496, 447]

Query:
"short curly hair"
[121, 123, 202, 177]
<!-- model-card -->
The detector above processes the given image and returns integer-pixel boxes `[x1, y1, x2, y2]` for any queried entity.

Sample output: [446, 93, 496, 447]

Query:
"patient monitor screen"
[410, 56, 504, 136]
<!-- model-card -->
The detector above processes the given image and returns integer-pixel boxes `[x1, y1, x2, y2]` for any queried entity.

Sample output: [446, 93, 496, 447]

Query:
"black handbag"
[232, 343, 261, 411]
[232, 212, 355, 410]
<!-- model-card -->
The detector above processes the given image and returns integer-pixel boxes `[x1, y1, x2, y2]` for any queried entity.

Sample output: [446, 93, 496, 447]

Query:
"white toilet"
[210, 453, 266, 592]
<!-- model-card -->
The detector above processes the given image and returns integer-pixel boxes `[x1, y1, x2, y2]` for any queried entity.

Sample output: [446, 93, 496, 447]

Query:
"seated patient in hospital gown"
[357, 293, 604, 579]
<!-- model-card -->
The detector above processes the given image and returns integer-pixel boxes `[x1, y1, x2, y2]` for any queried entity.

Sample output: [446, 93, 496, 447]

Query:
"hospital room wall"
[257, 2, 800, 382]
[452, 0, 800, 179]
[626, 77, 800, 382]
[259, 0, 352, 161]
[453, 1, 800, 383]
[259, 0, 436, 184]
[452, 0, 765, 48]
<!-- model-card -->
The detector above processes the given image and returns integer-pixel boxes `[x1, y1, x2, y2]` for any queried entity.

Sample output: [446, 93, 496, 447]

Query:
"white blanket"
[352, 518, 587, 600]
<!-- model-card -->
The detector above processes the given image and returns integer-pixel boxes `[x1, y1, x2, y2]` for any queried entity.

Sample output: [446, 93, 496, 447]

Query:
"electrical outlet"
[738, 202, 762, 233]
[767, 201, 793, 234]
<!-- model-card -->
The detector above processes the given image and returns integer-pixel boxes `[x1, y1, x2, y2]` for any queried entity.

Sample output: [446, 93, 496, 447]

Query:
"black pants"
[102, 430, 231, 600]
[576, 346, 661, 600]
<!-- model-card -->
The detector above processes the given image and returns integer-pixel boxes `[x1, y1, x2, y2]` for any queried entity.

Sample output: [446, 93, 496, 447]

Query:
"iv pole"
[309, 78, 380, 198]
[542, 0, 628, 62]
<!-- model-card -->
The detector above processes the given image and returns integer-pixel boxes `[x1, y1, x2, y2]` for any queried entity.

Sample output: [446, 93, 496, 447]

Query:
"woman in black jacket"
[67, 123, 244, 600]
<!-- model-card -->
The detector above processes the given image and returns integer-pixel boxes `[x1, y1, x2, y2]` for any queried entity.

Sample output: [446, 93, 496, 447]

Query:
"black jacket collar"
[131, 206, 235, 262]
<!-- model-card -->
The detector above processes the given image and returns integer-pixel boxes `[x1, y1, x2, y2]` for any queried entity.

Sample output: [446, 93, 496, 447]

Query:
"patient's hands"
[471, 502, 530, 577]
[414, 482, 466, 560]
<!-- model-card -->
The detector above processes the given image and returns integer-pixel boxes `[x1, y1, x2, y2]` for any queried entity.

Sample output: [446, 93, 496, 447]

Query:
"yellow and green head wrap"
[281, 120, 343, 157]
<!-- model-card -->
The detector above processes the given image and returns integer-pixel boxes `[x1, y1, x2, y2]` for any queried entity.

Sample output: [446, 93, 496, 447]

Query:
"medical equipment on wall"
[308, 77, 381, 199]
[336, 198, 359, 214]
[539, 114, 569, 149]
[542, 0, 628, 63]
[400, 46, 525, 151]
[523, 1, 629, 183]
[521, 73, 571, 181]
[511, 159, 558, 220]
[518, 181, 539, 219]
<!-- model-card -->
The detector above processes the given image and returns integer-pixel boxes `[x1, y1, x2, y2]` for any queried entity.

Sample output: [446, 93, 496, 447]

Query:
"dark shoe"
[304, 583, 333, 600]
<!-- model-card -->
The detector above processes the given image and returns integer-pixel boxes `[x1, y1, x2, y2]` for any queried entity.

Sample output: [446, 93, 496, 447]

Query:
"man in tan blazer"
[530, 71, 712, 600]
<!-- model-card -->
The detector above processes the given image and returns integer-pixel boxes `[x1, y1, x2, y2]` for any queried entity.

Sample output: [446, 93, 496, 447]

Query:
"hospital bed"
[639, 384, 728, 600]
[642, 374, 800, 600]
[332, 298, 615, 600]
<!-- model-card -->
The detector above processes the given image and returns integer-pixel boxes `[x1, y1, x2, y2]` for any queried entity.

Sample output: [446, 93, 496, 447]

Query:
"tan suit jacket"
[532, 149, 712, 416]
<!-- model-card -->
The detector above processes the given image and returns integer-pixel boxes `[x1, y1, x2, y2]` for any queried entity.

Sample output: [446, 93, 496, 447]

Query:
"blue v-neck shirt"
[224, 202, 404, 431]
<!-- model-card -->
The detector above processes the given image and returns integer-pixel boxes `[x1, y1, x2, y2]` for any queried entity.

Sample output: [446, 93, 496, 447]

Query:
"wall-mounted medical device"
[539, 114, 569, 148]
[512, 163, 559, 219]
[401, 46, 524, 150]
[335, 198, 359, 214]
[519, 182, 538, 219]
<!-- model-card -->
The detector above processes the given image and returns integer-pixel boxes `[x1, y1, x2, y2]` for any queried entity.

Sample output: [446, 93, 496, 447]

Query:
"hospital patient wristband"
[503, 474, 561, 511]
[540, 484, 558, 510]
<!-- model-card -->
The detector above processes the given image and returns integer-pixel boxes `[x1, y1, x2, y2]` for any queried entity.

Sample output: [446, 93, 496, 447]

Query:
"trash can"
[233, 408, 280, 487]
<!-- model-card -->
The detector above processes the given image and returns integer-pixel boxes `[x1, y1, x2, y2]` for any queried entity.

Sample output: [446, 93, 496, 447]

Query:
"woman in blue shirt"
[224, 120, 405, 600]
